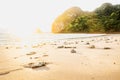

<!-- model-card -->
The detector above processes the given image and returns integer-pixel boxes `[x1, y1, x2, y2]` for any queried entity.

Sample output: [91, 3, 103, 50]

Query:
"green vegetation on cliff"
[52, 3, 120, 33]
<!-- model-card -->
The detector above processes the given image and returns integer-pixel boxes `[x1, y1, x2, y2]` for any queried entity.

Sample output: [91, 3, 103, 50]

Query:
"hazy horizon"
[0, 0, 119, 36]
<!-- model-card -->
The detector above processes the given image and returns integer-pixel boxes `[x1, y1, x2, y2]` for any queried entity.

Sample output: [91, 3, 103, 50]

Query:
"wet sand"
[0, 35, 120, 80]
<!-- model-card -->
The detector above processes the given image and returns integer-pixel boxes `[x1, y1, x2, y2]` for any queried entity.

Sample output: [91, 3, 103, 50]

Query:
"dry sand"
[0, 34, 120, 80]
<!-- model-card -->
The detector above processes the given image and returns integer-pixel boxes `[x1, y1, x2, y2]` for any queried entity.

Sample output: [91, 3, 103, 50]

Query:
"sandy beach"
[0, 34, 120, 80]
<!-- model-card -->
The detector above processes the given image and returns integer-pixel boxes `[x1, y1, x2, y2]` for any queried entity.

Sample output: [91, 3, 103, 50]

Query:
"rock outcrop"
[52, 7, 83, 33]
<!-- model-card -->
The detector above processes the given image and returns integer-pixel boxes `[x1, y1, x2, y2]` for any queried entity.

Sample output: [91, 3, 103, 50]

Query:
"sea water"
[0, 32, 105, 46]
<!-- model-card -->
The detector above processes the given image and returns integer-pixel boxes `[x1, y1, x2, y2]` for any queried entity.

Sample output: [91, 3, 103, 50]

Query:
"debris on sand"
[88, 45, 95, 49]
[14, 57, 17, 59]
[26, 51, 36, 56]
[57, 46, 64, 48]
[75, 41, 79, 44]
[64, 46, 76, 49]
[34, 57, 40, 59]
[30, 57, 32, 59]
[115, 39, 117, 42]
[64, 46, 72, 49]
[42, 54, 49, 57]
[86, 42, 90, 45]
[5, 47, 9, 49]
[113, 62, 116, 64]
[91, 39, 94, 41]
[91, 77, 95, 80]
[104, 47, 111, 50]
[81, 41, 84, 42]
[16, 47, 22, 49]
[23, 62, 48, 69]
[71, 49, 76, 53]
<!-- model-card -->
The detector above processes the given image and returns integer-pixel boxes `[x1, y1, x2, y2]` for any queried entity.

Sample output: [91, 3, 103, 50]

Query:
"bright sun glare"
[9, 27, 39, 39]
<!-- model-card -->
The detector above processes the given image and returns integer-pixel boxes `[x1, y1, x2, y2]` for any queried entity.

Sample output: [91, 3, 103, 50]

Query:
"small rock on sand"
[14, 57, 18, 59]
[57, 46, 64, 48]
[113, 62, 116, 64]
[71, 49, 76, 53]
[88, 45, 95, 49]
[91, 77, 95, 80]
[16, 47, 22, 49]
[23, 62, 47, 69]
[81, 41, 84, 42]
[86, 42, 90, 45]
[64, 46, 76, 49]
[115, 39, 117, 42]
[43, 54, 48, 57]
[26, 51, 36, 55]
[5, 47, 9, 49]
[30, 57, 32, 59]
[34, 57, 40, 59]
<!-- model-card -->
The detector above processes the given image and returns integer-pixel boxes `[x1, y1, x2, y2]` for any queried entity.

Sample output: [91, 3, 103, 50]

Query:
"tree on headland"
[95, 3, 120, 32]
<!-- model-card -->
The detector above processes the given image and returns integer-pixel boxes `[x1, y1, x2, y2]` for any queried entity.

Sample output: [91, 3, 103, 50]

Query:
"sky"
[0, 0, 119, 36]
